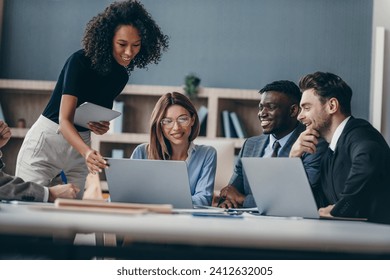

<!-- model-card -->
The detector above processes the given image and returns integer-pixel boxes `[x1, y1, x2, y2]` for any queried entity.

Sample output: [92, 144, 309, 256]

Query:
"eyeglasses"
[160, 115, 191, 128]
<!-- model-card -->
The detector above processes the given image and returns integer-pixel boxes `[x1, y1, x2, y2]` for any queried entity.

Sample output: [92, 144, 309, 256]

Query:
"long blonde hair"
[148, 92, 200, 160]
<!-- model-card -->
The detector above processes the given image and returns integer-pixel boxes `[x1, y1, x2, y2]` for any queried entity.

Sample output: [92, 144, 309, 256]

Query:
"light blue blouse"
[131, 143, 217, 206]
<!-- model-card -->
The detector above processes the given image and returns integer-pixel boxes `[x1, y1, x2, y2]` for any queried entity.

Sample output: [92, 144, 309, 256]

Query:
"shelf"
[0, 79, 56, 92]
[1, 79, 262, 175]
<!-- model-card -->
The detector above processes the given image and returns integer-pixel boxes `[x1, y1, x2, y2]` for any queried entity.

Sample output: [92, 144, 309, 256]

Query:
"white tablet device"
[74, 102, 121, 129]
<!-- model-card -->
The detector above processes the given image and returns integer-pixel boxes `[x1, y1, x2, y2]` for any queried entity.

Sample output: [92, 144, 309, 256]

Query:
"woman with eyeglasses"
[131, 92, 216, 206]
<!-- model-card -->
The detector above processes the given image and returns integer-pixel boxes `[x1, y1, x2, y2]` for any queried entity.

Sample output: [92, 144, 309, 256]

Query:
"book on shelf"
[111, 149, 124, 159]
[197, 105, 208, 134]
[221, 110, 237, 138]
[229, 111, 247, 138]
[197, 105, 208, 126]
[109, 101, 124, 133]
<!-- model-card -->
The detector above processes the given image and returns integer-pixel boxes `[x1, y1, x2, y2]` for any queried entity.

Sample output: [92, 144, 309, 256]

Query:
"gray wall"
[372, 0, 390, 143]
[1, 0, 373, 119]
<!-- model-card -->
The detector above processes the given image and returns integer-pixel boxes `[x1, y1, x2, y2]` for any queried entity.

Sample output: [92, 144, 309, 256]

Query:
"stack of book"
[53, 198, 173, 214]
[221, 110, 246, 138]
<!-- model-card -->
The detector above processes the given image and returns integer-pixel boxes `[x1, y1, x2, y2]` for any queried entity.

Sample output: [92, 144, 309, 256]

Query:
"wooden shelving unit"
[0, 79, 262, 175]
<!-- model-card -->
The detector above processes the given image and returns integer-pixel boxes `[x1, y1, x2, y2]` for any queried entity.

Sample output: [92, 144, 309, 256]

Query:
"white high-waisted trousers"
[15, 115, 90, 199]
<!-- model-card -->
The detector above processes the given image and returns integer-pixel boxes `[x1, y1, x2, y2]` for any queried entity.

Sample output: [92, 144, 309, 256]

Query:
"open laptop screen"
[242, 157, 320, 219]
[105, 158, 194, 209]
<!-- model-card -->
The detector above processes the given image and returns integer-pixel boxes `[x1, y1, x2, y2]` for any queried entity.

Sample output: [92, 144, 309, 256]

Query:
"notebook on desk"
[105, 158, 194, 209]
[242, 157, 321, 219]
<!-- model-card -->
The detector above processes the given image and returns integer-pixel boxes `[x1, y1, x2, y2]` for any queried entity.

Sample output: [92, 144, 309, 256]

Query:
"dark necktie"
[328, 147, 334, 158]
[271, 141, 281, 157]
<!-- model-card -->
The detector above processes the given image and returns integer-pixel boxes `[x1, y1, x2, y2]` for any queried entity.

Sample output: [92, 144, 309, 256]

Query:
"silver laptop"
[105, 158, 194, 209]
[241, 157, 320, 219]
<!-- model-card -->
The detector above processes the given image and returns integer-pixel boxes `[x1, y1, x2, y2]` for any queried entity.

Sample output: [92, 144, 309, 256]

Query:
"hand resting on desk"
[318, 204, 334, 218]
[218, 184, 245, 208]
[48, 184, 80, 202]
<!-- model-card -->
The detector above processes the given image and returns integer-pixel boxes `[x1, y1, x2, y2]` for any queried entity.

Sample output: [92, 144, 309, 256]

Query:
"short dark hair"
[299, 72, 352, 115]
[259, 80, 301, 105]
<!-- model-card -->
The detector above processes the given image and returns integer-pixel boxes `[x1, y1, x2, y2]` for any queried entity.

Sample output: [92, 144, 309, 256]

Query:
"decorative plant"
[184, 73, 201, 99]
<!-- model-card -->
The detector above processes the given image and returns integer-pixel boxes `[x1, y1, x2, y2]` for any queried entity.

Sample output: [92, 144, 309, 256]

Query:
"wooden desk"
[1, 202, 390, 259]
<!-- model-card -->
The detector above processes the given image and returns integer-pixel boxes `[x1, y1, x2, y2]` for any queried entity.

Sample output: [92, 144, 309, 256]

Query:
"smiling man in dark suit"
[218, 80, 327, 208]
[294, 71, 390, 224]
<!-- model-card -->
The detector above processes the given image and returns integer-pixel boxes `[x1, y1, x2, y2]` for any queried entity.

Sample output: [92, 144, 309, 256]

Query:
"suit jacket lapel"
[257, 136, 269, 157]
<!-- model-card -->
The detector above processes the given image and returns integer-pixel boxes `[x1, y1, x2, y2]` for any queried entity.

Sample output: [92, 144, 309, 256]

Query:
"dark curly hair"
[82, 0, 169, 76]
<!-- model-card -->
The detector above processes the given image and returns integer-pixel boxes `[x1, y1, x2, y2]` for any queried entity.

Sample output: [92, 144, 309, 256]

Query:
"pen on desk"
[60, 170, 67, 184]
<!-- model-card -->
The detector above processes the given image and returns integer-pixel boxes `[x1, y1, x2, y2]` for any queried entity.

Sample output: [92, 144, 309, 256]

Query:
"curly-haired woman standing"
[16, 0, 169, 199]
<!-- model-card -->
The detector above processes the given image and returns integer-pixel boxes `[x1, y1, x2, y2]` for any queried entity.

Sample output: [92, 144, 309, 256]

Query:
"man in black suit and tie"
[293, 71, 390, 224]
[218, 80, 327, 208]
